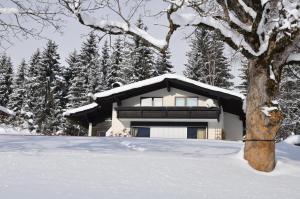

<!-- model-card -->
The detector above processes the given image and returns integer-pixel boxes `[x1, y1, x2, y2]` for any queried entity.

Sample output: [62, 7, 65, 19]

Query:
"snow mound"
[284, 135, 300, 145]
[0, 125, 35, 136]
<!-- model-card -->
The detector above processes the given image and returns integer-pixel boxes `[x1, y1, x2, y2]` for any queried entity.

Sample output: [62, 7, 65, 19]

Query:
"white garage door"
[150, 127, 187, 139]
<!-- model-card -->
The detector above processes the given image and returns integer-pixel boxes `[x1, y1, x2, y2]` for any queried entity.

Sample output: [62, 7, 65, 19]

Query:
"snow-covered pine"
[155, 49, 174, 75]
[97, 40, 111, 91]
[120, 37, 134, 84]
[79, 32, 101, 94]
[184, 28, 234, 89]
[107, 37, 126, 87]
[278, 64, 300, 138]
[0, 55, 13, 106]
[23, 49, 44, 132]
[129, 18, 156, 82]
[64, 51, 87, 135]
[65, 50, 89, 109]
[39, 40, 65, 134]
[7, 59, 27, 126]
[235, 59, 249, 96]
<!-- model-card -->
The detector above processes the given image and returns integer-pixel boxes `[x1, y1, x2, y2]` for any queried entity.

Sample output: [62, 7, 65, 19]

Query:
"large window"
[175, 97, 198, 106]
[175, 97, 185, 106]
[141, 97, 163, 106]
[186, 98, 198, 106]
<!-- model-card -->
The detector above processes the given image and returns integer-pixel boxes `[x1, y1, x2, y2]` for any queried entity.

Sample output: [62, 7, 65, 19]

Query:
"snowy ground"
[0, 136, 299, 199]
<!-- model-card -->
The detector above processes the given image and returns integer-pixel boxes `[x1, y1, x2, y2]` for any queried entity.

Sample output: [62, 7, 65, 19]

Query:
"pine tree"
[66, 50, 88, 109]
[107, 37, 125, 87]
[0, 55, 13, 106]
[235, 59, 248, 95]
[79, 32, 101, 94]
[278, 64, 300, 138]
[97, 40, 110, 90]
[40, 40, 65, 134]
[183, 28, 234, 89]
[130, 18, 156, 82]
[23, 49, 44, 131]
[8, 60, 27, 126]
[155, 49, 174, 75]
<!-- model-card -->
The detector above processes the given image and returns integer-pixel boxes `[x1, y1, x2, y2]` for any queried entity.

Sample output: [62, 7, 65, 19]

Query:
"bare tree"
[0, 0, 64, 49]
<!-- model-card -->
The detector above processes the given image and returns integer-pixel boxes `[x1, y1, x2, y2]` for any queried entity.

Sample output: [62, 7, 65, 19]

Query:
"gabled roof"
[64, 74, 245, 127]
[93, 74, 244, 100]
[0, 106, 15, 116]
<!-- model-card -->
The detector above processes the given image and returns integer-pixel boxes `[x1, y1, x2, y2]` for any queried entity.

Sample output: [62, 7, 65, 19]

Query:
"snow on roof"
[93, 74, 245, 100]
[63, 103, 98, 117]
[0, 106, 15, 116]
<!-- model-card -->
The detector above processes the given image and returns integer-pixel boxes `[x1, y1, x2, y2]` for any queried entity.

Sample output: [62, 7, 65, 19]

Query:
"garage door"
[150, 127, 187, 138]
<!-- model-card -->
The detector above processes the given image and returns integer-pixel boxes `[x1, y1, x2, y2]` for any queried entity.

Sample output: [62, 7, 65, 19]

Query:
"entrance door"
[187, 127, 207, 139]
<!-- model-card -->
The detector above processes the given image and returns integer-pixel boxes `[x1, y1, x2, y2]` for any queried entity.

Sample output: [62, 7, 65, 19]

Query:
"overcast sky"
[3, 1, 243, 90]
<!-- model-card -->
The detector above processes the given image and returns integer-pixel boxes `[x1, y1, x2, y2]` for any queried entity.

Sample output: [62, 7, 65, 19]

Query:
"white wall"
[223, 112, 243, 140]
[121, 87, 218, 107]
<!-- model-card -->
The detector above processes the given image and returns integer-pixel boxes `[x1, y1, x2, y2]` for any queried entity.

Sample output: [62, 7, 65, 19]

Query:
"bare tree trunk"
[244, 59, 283, 172]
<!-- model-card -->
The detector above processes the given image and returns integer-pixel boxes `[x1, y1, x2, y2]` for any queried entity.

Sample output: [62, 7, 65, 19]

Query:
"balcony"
[115, 106, 220, 120]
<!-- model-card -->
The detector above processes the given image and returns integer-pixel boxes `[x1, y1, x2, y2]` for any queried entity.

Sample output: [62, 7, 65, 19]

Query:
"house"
[64, 74, 245, 140]
[0, 106, 15, 122]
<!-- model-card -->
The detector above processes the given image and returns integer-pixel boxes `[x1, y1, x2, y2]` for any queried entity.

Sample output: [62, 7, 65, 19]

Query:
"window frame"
[140, 97, 163, 107]
[175, 97, 198, 107]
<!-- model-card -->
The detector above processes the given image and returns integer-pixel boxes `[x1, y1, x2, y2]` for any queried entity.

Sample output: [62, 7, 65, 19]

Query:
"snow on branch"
[237, 0, 257, 19]
[286, 53, 300, 63]
[171, 13, 262, 56]
[261, 106, 278, 117]
[0, 8, 19, 14]
[80, 13, 167, 49]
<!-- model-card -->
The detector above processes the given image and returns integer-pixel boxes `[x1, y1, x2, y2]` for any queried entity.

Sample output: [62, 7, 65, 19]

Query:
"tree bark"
[244, 59, 283, 172]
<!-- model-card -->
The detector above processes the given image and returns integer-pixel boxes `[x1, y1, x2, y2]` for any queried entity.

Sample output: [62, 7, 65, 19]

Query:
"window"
[186, 97, 198, 106]
[141, 97, 163, 106]
[153, 98, 163, 106]
[175, 97, 198, 106]
[141, 98, 152, 106]
[175, 97, 185, 106]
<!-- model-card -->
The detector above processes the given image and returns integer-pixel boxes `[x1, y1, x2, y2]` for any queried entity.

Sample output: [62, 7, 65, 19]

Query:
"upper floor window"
[175, 97, 198, 106]
[141, 97, 163, 106]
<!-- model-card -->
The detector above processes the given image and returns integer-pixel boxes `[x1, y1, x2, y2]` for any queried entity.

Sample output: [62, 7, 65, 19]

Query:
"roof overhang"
[64, 74, 245, 127]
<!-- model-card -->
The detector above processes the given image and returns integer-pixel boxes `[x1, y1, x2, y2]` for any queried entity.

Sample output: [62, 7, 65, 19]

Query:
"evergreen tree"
[40, 40, 65, 134]
[0, 55, 13, 106]
[107, 37, 125, 87]
[235, 59, 248, 95]
[8, 59, 27, 112]
[278, 64, 300, 138]
[66, 50, 88, 109]
[155, 49, 174, 75]
[23, 49, 44, 131]
[79, 32, 101, 94]
[183, 28, 234, 89]
[97, 40, 110, 90]
[8, 60, 27, 126]
[130, 18, 156, 82]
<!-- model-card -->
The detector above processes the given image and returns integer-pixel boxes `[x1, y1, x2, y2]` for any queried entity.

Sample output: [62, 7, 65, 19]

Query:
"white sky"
[3, 1, 243, 90]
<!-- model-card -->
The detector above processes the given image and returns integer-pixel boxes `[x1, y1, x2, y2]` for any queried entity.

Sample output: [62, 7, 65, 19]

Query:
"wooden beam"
[166, 80, 171, 92]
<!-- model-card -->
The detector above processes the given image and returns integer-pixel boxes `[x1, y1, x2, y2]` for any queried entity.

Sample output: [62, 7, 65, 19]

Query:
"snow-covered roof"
[63, 103, 99, 117]
[93, 74, 245, 100]
[0, 106, 15, 116]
